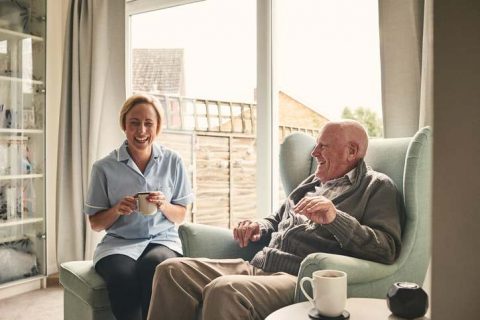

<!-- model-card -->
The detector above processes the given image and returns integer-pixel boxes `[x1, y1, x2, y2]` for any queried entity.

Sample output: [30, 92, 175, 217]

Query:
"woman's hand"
[146, 191, 167, 210]
[145, 191, 186, 224]
[112, 196, 136, 216]
[293, 195, 337, 224]
[89, 195, 136, 231]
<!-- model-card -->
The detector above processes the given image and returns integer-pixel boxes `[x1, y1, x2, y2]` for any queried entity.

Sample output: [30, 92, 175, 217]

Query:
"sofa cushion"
[60, 260, 110, 309]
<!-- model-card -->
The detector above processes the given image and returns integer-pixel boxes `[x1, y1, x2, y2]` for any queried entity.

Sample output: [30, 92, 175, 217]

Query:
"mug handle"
[300, 277, 315, 306]
[134, 194, 139, 211]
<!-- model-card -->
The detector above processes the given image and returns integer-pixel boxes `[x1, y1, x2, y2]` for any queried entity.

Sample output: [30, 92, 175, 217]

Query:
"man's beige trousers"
[147, 257, 297, 320]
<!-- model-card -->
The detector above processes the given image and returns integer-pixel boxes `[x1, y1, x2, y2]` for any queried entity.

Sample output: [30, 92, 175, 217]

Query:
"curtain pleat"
[56, 0, 126, 264]
[419, 0, 433, 128]
[379, 0, 432, 138]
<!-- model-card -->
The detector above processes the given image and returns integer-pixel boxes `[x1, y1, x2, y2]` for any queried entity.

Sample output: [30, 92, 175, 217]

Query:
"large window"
[127, 0, 382, 225]
[275, 1, 382, 127]
[127, 0, 257, 228]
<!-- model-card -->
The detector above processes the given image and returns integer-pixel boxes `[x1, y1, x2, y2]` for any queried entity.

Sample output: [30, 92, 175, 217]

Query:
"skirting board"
[0, 276, 46, 301]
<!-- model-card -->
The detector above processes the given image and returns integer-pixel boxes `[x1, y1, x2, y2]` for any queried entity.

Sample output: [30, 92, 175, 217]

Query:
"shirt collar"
[116, 140, 164, 162]
[345, 167, 357, 184]
[151, 142, 163, 160]
[320, 167, 357, 186]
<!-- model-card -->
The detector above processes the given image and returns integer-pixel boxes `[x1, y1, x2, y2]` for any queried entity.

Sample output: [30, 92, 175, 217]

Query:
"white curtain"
[379, 0, 433, 138]
[379, 0, 433, 296]
[56, 0, 126, 263]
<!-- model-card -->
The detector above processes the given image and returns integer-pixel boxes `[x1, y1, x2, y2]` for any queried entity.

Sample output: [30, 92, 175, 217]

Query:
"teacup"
[300, 269, 347, 317]
[135, 192, 157, 215]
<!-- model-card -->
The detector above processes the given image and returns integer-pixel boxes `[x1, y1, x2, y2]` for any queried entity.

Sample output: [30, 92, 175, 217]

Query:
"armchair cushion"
[179, 223, 269, 261]
[60, 261, 109, 308]
[295, 253, 398, 301]
[60, 260, 114, 320]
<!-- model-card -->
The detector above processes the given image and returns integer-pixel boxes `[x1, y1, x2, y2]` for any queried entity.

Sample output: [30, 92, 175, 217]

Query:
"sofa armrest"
[294, 252, 399, 302]
[179, 222, 268, 261]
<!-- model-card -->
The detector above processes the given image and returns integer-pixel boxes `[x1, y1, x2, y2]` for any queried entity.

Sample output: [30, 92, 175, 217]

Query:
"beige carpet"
[0, 286, 63, 320]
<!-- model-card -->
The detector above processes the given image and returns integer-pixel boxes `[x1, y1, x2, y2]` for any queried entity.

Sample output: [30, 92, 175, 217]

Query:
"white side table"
[265, 298, 430, 320]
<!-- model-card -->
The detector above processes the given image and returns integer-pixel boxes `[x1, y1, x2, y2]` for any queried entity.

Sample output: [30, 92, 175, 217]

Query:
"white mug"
[300, 269, 347, 317]
[135, 192, 157, 215]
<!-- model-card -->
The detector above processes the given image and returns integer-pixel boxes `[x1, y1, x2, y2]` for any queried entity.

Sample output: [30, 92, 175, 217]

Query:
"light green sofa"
[60, 127, 431, 319]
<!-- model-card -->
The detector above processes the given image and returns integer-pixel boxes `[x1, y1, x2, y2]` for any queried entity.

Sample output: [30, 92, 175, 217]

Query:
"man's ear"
[347, 142, 358, 161]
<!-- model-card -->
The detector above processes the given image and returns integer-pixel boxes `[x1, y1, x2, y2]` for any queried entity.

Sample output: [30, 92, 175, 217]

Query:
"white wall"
[432, 0, 480, 318]
[46, 0, 69, 275]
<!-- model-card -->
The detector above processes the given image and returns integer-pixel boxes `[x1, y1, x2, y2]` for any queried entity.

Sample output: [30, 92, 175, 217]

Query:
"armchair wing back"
[280, 127, 432, 299]
[279, 132, 317, 195]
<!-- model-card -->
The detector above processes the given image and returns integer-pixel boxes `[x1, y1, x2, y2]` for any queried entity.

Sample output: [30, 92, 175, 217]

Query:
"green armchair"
[179, 127, 432, 301]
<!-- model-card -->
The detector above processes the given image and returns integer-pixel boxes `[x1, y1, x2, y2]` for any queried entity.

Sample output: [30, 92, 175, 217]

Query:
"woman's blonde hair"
[119, 93, 165, 135]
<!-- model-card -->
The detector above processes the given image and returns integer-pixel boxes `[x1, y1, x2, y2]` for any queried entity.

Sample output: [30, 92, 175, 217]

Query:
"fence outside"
[153, 94, 320, 228]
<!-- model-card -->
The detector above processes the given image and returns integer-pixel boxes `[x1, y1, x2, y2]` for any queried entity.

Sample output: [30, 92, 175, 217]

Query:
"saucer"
[308, 308, 350, 320]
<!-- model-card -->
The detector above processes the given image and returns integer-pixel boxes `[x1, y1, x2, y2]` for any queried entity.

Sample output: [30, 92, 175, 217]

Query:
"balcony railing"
[279, 125, 320, 141]
[153, 94, 256, 135]
[151, 93, 321, 140]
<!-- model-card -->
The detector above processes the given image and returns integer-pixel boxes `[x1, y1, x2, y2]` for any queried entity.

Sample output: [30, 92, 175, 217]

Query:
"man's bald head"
[311, 120, 369, 182]
[323, 120, 369, 160]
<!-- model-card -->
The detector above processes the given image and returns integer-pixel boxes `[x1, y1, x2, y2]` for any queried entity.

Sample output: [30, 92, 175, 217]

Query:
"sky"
[130, 0, 382, 121]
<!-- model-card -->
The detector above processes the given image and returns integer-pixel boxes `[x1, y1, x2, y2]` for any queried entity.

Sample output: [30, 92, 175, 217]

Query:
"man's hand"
[293, 195, 337, 224]
[233, 220, 261, 248]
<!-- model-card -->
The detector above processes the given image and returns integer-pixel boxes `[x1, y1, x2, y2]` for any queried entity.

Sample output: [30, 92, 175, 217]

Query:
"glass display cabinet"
[0, 0, 46, 286]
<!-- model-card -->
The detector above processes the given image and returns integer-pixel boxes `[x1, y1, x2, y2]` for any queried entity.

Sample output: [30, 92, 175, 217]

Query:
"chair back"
[279, 127, 432, 285]
[279, 133, 316, 195]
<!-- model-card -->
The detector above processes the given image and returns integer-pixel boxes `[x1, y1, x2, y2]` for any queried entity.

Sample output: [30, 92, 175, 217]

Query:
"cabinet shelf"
[0, 234, 29, 244]
[0, 75, 44, 85]
[0, 27, 44, 42]
[0, 217, 43, 228]
[0, 129, 44, 134]
[0, 135, 28, 141]
[0, 174, 43, 181]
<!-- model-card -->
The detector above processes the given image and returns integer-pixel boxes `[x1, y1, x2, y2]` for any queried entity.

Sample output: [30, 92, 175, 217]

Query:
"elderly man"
[147, 120, 404, 320]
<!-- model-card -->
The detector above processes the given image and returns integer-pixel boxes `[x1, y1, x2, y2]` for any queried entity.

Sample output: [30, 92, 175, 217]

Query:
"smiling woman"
[83, 93, 194, 320]
[119, 94, 163, 172]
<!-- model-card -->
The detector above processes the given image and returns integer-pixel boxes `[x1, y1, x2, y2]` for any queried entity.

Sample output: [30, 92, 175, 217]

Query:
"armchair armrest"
[178, 222, 268, 261]
[294, 252, 399, 302]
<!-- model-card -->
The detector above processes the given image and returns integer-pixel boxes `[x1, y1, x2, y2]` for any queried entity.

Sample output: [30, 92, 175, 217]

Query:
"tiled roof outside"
[132, 48, 184, 94]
